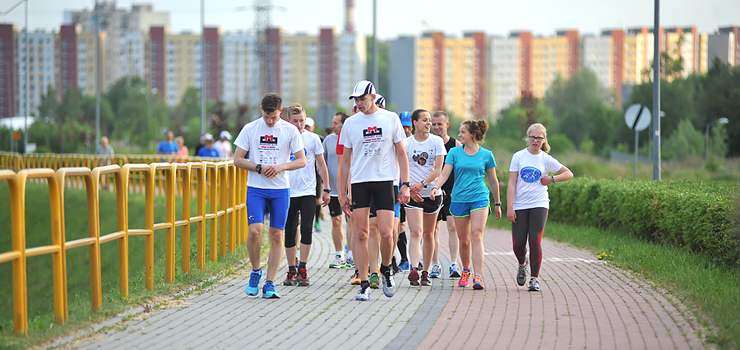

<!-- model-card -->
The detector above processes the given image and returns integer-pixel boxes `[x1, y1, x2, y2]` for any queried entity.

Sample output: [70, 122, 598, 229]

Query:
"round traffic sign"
[624, 104, 651, 131]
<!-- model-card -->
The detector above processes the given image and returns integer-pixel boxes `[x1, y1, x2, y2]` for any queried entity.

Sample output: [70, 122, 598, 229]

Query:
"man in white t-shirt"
[338, 80, 411, 301]
[282, 103, 331, 288]
[233, 93, 306, 300]
[214, 131, 232, 159]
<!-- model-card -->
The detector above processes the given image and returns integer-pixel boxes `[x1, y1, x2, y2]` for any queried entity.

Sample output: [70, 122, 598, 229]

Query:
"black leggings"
[285, 195, 316, 248]
[511, 208, 548, 278]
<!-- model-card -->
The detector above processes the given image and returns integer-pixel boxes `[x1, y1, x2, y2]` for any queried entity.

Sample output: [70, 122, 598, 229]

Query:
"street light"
[141, 87, 158, 150]
[0, 0, 29, 153]
[705, 118, 729, 160]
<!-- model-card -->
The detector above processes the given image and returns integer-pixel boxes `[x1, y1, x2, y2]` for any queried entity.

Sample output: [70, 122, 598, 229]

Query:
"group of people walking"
[233, 80, 572, 301]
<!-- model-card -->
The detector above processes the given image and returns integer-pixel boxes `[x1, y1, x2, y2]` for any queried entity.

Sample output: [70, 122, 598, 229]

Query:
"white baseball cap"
[375, 94, 386, 109]
[220, 130, 232, 140]
[348, 80, 376, 99]
[201, 133, 213, 142]
[306, 117, 315, 127]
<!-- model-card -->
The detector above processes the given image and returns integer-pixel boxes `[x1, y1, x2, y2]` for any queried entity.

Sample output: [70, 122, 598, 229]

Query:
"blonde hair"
[288, 103, 305, 118]
[525, 123, 551, 153]
[174, 136, 184, 146]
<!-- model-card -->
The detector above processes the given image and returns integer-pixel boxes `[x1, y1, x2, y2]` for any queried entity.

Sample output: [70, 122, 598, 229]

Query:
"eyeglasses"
[528, 136, 545, 141]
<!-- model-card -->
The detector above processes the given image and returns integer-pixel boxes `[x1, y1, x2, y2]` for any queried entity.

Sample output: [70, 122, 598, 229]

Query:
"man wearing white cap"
[215, 130, 233, 159]
[338, 80, 410, 301]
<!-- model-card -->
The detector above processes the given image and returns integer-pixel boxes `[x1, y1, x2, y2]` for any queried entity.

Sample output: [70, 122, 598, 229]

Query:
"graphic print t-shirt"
[405, 134, 446, 197]
[508, 148, 564, 210]
[233, 118, 304, 189]
[323, 133, 340, 196]
[338, 109, 405, 184]
[289, 130, 324, 197]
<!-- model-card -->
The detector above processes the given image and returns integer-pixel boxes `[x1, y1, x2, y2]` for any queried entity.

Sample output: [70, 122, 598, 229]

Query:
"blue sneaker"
[262, 281, 280, 299]
[314, 221, 322, 232]
[429, 264, 441, 278]
[245, 269, 262, 296]
[398, 259, 411, 272]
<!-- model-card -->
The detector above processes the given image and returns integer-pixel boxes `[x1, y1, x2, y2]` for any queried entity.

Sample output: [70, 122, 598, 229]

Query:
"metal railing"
[0, 152, 247, 335]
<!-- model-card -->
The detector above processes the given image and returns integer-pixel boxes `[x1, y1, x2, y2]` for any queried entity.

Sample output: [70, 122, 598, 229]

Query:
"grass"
[0, 181, 252, 349]
[488, 218, 740, 348]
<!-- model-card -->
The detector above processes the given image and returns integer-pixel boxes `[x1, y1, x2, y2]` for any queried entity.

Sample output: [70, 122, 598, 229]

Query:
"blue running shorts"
[247, 187, 290, 230]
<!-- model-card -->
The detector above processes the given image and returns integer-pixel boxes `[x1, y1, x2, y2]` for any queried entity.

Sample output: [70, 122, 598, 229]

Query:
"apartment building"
[0, 24, 16, 118]
[221, 31, 258, 106]
[389, 32, 485, 119]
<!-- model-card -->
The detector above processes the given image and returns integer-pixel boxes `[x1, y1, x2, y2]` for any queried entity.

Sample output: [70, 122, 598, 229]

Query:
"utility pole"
[95, 0, 101, 149]
[372, 0, 378, 84]
[652, 0, 661, 180]
[23, 0, 28, 153]
[200, 0, 206, 135]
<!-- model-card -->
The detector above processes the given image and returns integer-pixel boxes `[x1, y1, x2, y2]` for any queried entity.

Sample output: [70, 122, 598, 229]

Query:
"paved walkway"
[62, 218, 706, 350]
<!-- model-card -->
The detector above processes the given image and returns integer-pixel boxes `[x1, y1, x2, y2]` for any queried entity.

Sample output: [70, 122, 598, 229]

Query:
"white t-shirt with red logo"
[339, 109, 405, 184]
[234, 117, 304, 189]
[405, 134, 447, 197]
[289, 130, 324, 197]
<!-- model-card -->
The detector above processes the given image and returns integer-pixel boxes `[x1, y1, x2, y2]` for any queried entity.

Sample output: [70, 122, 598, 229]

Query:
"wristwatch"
[495, 203, 502, 206]
[421, 180, 428, 188]
[255, 164, 262, 174]
[401, 182, 411, 188]
[323, 188, 331, 193]
[551, 176, 556, 184]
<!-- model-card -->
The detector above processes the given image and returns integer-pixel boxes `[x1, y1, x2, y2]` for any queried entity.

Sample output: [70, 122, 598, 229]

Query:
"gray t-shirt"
[95, 144, 114, 156]
[323, 133, 339, 197]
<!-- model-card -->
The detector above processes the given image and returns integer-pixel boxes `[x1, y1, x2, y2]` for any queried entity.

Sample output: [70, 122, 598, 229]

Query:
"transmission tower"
[253, 0, 278, 96]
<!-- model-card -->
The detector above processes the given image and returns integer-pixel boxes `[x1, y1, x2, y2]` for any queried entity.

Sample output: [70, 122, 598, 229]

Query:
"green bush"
[549, 178, 740, 265]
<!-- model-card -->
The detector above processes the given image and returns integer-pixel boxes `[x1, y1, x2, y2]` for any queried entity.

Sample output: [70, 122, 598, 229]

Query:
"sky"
[0, 0, 738, 39]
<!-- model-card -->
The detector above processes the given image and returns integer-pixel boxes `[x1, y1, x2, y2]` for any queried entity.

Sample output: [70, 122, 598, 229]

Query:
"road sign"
[624, 104, 651, 131]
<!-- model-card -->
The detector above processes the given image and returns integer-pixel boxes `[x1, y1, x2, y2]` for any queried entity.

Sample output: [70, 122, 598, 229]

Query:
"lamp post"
[0, 0, 29, 153]
[141, 87, 157, 150]
[705, 118, 729, 160]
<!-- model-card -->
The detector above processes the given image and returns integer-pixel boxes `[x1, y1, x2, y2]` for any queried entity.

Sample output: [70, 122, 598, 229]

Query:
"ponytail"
[462, 119, 488, 142]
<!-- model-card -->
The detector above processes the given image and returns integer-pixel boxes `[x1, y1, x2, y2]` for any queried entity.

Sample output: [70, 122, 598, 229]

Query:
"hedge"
[547, 177, 740, 266]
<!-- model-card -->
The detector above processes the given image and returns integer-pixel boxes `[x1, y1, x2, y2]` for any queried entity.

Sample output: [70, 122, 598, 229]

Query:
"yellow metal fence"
[0, 152, 248, 335]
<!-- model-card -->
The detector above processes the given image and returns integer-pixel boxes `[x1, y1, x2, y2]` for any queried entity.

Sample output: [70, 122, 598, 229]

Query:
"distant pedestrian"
[324, 111, 352, 269]
[196, 134, 220, 158]
[215, 131, 232, 159]
[95, 136, 115, 157]
[175, 136, 189, 158]
[233, 93, 306, 299]
[157, 131, 179, 155]
[506, 123, 573, 292]
[431, 119, 502, 290]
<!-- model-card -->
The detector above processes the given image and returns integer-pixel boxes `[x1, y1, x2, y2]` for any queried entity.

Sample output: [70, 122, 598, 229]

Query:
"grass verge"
[489, 218, 740, 348]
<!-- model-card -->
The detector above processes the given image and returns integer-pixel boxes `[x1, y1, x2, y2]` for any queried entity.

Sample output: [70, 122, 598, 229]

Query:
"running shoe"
[420, 271, 432, 286]
[350, 270, 361, 285]
[369, 273, 380, 289]
[473, 274, 484, 290]
[314, 221, 322, 232]
[262, 281, 280, 299]
[459, 270, 471, 288]
[429, 264, 442, 278]
[418, 261, 424, 270]
[516, 257, 529, 287]
[408, 268, 420, 286]
[398, 259, 411, 272]
[329, 255, 346, 268]
[382, 271, 396, 297]
[297, 267, 310, 287]
[355, 283, 370, 301]
[283, 269, 297, 286]
[528, 278, 540, 292]
[346, 256, 355, 269]
[449, 263, 461, 278]
[245, 269, 262, 296]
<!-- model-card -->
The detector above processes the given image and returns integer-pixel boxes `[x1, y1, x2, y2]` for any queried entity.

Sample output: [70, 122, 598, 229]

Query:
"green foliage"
[487, 95, 554, 153]
[366, 38, 390, 96]
[662, 119, 704, 160]
[549, 177, 740, 266]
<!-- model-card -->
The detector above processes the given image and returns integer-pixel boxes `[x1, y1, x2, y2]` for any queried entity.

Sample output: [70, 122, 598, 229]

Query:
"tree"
[366, 38, 390, 95]
[57, 87, 83, 153]
[693, 59, 740, 157]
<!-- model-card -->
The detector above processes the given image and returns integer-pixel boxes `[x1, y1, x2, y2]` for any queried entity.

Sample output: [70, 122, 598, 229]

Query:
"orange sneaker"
[350, 270, 361, 285]
[459, 270, 471, 287]
[473, 274, 484, 290]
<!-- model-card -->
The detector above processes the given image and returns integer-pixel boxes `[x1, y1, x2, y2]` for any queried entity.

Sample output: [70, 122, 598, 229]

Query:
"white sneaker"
[329, 254, 346, 268]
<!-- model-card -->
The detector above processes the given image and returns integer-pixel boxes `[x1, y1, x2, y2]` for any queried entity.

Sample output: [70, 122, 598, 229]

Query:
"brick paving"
[64, 218, 707, 350]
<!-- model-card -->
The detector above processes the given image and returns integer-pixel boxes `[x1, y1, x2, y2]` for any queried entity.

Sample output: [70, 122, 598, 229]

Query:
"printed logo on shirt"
[520, 166, 542, 183]
[363, 126, 382, 137]
[412, 151, 430, 166]
[260, 135, 278, 144]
